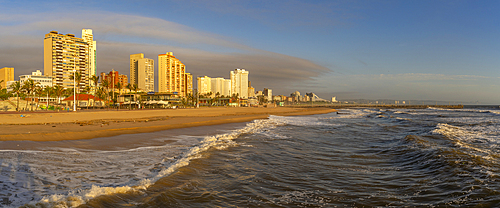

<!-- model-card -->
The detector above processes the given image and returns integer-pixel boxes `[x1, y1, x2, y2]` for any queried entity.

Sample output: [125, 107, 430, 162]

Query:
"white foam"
[4, 117, 279, 207]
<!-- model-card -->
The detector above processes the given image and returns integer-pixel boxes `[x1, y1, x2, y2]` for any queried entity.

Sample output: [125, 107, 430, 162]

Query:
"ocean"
[1, 106, 500, 207]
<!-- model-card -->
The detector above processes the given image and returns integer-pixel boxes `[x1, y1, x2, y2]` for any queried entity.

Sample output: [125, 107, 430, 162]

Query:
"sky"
[0, 0, 499, 104]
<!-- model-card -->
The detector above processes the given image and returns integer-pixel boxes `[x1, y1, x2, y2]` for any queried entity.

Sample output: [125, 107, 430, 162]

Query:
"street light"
[73, 57, 76, 112]
[73, 69, 76, 112]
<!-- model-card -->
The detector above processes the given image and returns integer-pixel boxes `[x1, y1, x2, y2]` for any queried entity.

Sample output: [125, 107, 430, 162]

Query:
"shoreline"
[0, 107, 336, 142]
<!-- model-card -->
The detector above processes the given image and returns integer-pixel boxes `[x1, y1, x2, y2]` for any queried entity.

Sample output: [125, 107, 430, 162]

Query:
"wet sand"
[0, 107, 336, 141]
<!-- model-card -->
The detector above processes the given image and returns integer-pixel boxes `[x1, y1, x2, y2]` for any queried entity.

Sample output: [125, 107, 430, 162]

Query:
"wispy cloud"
[0, 10, 330, 94]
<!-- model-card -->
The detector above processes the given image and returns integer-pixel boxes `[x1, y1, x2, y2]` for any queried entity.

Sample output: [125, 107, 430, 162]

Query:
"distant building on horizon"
[44, 30, 90, 90]
[158, 52, 187, 96]
[0, 67, 14, 89]
[264, 88, 272, 102]
[130, 53, 154, 92]
[230, 69, 248, 99]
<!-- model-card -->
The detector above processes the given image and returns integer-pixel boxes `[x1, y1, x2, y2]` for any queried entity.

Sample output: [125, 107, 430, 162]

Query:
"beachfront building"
[82, 29, 96, 84]
[211, 77, 231, 97]
[44, 31, 90, 91]
[19, 70, 53, 88]
[197, 76, 211, 96]
[230, 69, 249, 99]
[184, 73, 193, 96]
[100, 69, 128, 93]
[130, 53, 155, 92]
[0, 67, 14, 89]
[158, 52, 187, 97]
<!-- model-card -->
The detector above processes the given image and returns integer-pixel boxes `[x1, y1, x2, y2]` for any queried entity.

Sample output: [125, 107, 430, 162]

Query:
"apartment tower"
[158, 52, 186, 96]
[44, 31, 89, 90]
[0, 67, 14, 89]
[230, 69, 249, 99]
[130, 53, 154, 92]
[82, 29, 96, 84]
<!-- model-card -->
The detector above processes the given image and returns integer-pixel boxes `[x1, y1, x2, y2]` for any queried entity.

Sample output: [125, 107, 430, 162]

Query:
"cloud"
[0, 11, 330, 95]
[308, 73, 500, 104]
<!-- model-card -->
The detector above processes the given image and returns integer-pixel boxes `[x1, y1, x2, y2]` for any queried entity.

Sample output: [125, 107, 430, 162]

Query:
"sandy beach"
[0, 107, 336, 141]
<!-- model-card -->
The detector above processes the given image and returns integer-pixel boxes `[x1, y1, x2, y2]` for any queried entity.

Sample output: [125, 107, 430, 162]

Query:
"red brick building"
[100, 69, 128, 91]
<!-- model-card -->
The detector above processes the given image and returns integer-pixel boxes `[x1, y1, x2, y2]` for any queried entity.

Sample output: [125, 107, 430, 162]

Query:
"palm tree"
[34, 85, 43, 111]
[101, 80, 110, 109]
[115, 82, 123, 96]
[22, 79, 36, 111]
[90, 75, 99, 96]
[0, 80, 3, 91]
[42, 86, 53, 110]
[10, 81, 22, 111]
[53, 85, 65, 105]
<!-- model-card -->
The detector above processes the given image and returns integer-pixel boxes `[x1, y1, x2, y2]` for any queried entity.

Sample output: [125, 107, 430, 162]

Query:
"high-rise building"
[264, 88, 272, 102]
[138, 58, 154, 92]
[129, 53, 143, 88]
[100, 69, 128, 93]
[130, 53, 154, 92]
[197, 76, 211, 95]
[0, 67, 14, 89]
[44, 31, 90, 90]
[82, 29, 96, 83]
[184, 73, 193, 96]
[158, 52, 186, 96]
[211, 77, 231, 97]
[230, 69, 249, 99]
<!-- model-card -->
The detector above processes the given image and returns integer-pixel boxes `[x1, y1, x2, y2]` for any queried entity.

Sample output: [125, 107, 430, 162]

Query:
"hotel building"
[158, 52, 186, 96]
[230, 69, 249, 99]
[44, 31, 90, 90]
[130, 53, 154, 92]
[0, 67, 14, 89]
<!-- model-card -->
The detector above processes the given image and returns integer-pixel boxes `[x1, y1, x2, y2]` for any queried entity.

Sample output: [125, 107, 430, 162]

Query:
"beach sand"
[0, 107, 336, 141]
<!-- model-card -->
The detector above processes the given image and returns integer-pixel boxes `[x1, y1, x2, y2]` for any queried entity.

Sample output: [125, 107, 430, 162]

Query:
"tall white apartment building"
[82, 29, 96, 83]
[211, 77, 231, 97]
[230, 69, 249, 99]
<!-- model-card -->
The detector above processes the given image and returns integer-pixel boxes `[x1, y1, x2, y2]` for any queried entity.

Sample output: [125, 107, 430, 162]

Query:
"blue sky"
[1, 0, 499, 103]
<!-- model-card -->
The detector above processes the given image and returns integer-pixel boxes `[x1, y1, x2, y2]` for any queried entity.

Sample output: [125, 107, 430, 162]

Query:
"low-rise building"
[19, 70, 53, 88]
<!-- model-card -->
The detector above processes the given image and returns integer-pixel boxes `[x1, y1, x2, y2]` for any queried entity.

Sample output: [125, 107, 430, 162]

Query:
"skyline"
[0, 0, 499, 103]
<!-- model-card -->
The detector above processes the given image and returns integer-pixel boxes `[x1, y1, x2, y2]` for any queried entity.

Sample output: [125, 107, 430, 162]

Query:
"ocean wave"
[4, 118, 279, 208]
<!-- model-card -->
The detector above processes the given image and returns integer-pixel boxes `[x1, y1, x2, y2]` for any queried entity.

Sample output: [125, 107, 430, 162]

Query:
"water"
[1, 106, 500, 207]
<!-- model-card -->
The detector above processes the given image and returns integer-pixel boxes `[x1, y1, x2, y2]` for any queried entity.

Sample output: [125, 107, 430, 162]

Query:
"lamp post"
[73, 69, 76, 112]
